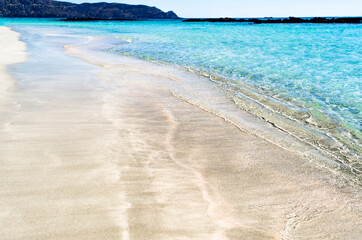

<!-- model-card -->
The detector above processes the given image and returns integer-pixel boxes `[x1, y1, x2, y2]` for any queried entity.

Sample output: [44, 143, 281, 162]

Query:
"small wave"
[115, 36, 132, 43]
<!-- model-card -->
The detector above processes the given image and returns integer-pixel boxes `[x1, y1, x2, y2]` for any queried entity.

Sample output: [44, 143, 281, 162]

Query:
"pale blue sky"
[64, 0, 362, 18]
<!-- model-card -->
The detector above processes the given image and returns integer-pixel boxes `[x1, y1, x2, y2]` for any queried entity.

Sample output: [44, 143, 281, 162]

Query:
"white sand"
[0, 27, 27, 109]
[0, 27, 360, 240]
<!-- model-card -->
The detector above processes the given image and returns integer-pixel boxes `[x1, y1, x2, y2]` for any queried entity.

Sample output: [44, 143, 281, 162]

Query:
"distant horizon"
[63, 0, 362, 18]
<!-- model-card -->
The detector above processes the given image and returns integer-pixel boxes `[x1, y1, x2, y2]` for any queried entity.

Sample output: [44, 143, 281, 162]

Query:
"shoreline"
[0, 26, 361, 239]
[109, 37, 361, 179]
[77, 38, 360, 187]
[0, 27, 27, 110]
[67, 33, 361, 237]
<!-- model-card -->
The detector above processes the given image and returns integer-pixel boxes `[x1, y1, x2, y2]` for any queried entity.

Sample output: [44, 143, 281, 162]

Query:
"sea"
[1, 18, 361, 181]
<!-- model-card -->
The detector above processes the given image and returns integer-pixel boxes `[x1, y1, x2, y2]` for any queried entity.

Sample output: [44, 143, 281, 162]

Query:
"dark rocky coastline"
[0, 0, 179, 19]
[183, 17, 362, 24]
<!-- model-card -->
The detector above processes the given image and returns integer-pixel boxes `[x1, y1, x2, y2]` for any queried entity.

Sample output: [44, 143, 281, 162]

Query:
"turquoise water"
[1, 18, 361, 173]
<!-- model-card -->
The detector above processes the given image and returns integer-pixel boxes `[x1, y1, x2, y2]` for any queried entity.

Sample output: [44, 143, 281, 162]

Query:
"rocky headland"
[0, 0, 179, 19]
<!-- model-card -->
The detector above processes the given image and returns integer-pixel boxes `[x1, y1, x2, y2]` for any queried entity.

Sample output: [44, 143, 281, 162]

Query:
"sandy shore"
[0, 27, 361, 240]
[0, 27, 27, 110]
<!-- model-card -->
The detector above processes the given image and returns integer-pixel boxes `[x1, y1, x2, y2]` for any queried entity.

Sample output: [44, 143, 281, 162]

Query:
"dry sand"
[0, 27, 360, 240]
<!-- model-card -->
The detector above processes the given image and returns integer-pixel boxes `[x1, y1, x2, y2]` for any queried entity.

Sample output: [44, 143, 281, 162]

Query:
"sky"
[64, 0, 362, 18]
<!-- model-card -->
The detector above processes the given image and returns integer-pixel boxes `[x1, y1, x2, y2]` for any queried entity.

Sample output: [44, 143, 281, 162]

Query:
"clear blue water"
[1, 18, 361, 173]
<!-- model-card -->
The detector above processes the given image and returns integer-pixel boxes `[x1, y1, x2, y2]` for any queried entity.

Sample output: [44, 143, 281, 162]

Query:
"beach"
[0, 27, 27, 110]
[0, 24, 361, 240]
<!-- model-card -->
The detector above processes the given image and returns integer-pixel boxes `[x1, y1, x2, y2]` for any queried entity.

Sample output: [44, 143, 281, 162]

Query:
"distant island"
[0, 0, 179, 19]
[183, 17, 362, 24]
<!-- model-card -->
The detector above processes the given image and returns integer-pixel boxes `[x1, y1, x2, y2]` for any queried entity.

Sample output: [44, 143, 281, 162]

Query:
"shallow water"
[0, 20, 361, 239]
[1, 19, 361, 176]
[107, 21, 362, 175]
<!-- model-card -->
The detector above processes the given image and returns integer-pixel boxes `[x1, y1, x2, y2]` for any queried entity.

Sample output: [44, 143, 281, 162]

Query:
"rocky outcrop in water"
[0, 0, 179, 19]
[183, 17, 362, 24]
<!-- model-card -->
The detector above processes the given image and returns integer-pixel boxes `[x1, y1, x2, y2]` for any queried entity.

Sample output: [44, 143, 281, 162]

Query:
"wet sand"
[0, 27, 27, 110]
[0, 27, 361, 239]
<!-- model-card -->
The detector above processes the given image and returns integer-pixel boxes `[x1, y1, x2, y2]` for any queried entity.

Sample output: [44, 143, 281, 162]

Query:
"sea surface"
[1, 18, 361, 179]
